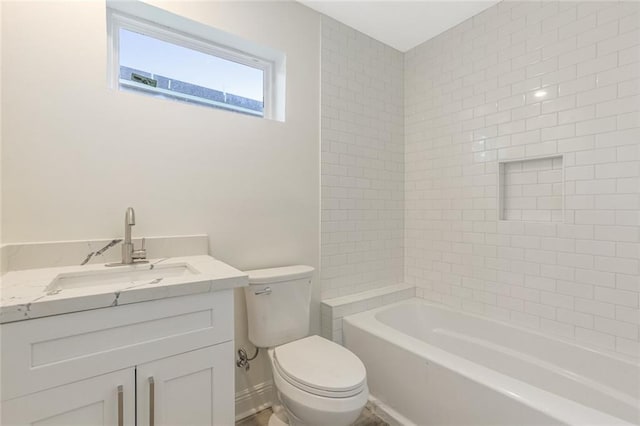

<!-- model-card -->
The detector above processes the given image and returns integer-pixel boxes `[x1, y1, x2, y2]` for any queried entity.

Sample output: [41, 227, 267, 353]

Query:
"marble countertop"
[0, 255, 248, 324]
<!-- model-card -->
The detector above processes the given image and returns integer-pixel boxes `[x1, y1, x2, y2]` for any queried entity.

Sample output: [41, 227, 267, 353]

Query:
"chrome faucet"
[120, 207, 147, 264]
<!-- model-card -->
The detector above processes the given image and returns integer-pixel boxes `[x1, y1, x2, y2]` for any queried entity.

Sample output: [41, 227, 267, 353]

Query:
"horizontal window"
[107, 1, 285, 120]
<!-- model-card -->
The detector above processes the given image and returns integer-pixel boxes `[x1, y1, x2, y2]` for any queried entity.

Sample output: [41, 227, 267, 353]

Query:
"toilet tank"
[244, 265, 314, 348]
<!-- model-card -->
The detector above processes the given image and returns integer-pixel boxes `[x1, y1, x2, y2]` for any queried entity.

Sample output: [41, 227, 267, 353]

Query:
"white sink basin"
[46, 262, 199, 292]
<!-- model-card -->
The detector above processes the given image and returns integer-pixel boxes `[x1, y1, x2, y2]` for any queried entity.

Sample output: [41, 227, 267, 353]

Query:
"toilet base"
[268, 403, 289, 426]
[268, 412, 289, 426]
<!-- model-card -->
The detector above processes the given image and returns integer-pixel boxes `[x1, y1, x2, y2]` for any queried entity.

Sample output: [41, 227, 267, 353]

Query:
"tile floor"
[236, 407, 389, 426]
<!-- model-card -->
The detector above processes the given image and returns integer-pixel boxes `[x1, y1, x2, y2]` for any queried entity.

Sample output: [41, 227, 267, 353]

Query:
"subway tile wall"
[321, 17, 405, 299]
[405, 1, 639, 357]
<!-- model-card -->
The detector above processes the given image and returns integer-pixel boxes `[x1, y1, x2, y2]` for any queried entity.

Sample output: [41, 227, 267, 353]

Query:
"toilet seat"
[271, 360, 369, 426]
[273, 335, 367, 398]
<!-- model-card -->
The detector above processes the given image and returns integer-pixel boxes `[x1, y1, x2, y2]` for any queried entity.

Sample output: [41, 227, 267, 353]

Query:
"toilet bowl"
[243, 266, 368, 426]
[268, 336, 368, 426]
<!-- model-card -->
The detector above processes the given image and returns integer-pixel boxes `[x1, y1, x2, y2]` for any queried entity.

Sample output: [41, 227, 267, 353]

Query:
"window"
[107, 1, 285, 120]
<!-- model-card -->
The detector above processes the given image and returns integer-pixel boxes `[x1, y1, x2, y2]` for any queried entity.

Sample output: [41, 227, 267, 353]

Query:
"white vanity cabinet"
[136, 344, 233, 426]
[1, 368, 136, 426]
[0, 290, 235, 426]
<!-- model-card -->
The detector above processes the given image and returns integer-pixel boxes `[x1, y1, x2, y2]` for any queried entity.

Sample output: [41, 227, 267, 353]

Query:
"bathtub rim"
[363, 297, 638, 365]
[343, 297, 639, 426]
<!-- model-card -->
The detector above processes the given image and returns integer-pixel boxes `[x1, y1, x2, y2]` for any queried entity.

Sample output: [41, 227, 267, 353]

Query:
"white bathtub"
[343, 298, 640, 426]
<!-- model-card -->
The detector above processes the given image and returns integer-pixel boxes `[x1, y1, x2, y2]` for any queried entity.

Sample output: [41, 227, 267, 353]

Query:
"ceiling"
[299, 1, 500, 52]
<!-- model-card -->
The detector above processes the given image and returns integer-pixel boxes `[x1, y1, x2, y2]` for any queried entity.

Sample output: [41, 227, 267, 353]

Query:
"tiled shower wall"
[321, 17, 404, 299]
[405, 1, 639, 357]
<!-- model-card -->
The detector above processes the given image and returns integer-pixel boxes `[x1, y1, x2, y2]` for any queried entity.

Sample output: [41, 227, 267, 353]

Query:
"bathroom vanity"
[0, 254, 247, 426]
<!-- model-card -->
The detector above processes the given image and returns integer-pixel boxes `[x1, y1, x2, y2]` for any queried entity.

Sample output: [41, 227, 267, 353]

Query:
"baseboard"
[367, 394, 416, 426]
[235, 380, 274, 422]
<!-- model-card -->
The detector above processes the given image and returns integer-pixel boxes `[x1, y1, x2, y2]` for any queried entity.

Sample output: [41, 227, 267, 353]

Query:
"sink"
[46, 262, 199, 292]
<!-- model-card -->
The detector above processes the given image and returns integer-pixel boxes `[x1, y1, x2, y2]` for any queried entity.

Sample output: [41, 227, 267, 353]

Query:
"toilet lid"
[274, 335, 366, 397]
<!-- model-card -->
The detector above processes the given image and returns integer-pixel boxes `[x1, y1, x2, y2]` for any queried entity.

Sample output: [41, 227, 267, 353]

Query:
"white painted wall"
[0, 0, 3, 248]
[1, 0, 320, 413]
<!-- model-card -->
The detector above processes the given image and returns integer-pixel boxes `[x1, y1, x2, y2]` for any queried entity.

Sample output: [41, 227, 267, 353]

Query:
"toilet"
[244, 265, 368, 426]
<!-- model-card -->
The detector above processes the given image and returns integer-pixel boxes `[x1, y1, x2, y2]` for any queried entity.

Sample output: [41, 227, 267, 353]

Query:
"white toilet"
[244, 265, 368, 426]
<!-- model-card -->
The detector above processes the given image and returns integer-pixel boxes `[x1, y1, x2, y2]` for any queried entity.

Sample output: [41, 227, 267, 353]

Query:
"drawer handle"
[149, 377, 155, 426]
[254, 287, 272, 296]
[117, 385, 124, 426]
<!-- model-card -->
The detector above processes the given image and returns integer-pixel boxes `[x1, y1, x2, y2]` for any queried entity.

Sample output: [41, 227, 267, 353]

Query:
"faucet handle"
[133, 237, 147, 260]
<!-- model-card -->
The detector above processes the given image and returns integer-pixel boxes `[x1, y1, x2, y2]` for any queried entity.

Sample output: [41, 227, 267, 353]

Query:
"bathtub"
[343, 298, 639, 426]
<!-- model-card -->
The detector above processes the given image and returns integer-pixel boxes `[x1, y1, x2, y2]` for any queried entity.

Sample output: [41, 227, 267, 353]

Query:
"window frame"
[107, 8, 275, 118]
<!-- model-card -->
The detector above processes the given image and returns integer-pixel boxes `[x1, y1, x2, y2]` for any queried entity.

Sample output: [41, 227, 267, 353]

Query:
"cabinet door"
[136, 343, 234, 426]
[1, 368, 135, 426]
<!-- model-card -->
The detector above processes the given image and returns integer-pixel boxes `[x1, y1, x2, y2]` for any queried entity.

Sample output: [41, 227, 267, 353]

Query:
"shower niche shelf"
[498, 155, 564, 223]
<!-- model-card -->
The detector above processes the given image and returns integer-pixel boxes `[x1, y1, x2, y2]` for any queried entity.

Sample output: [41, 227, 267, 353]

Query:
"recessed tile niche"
[499, 156, 564, 222]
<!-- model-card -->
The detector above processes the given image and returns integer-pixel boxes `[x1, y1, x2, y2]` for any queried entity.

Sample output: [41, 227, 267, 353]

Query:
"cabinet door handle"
[254, 286, 272, 295]
[117, 385, 124, 426]
[149, 377, 155, 426]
